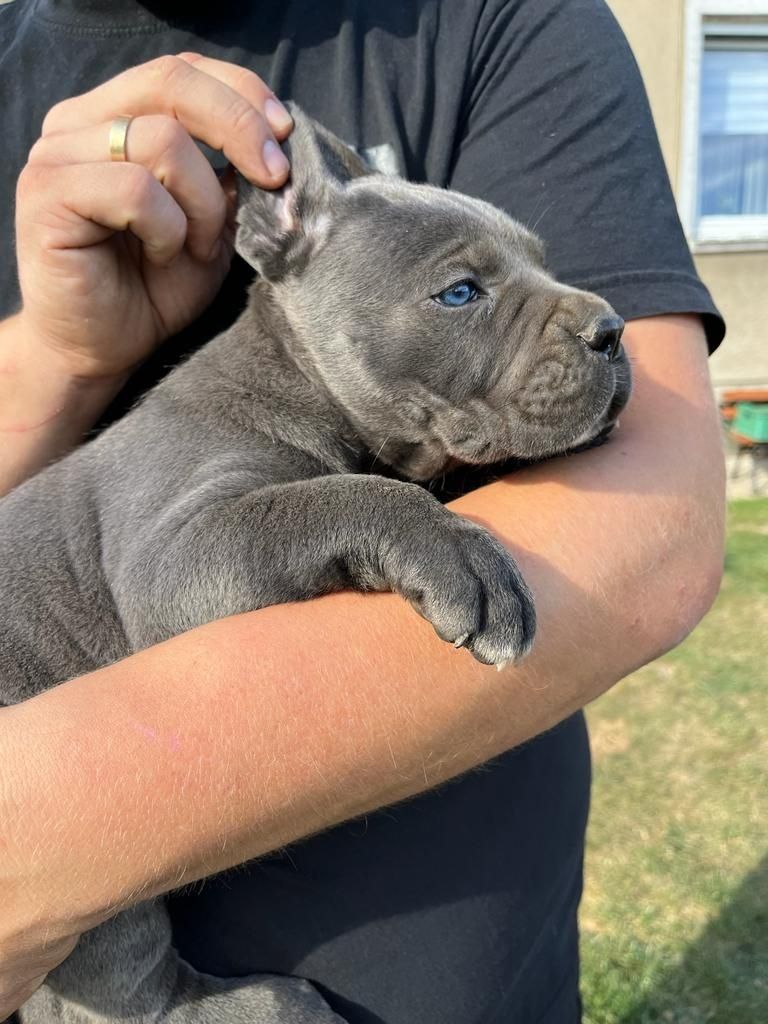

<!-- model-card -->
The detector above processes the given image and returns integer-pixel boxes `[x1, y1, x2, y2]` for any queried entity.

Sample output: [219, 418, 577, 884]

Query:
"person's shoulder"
[0, 0, 22, 22]
[0, 1, 23, 73]
[0, 0, 29, 46]
[0, 0, 20, 27]
[338, 0, 492, 35]
[425, 0, 630, 76]
[346, 0, 487, 28]
[456, 0, 627, 44]
[471, 0, 617, 18]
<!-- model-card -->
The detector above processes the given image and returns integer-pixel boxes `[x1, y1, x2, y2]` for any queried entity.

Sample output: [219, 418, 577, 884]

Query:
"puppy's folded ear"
[235, 102, 372, 281]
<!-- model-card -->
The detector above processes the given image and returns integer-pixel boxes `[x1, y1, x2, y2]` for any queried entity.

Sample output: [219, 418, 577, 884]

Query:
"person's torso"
[1, 5, 591, 1021]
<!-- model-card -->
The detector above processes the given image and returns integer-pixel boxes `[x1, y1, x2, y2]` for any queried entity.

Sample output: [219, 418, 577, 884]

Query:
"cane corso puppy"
[3, 105, 630, 1023]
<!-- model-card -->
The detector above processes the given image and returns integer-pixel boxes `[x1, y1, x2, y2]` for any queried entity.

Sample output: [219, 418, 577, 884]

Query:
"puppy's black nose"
[579, 314, 625, 361]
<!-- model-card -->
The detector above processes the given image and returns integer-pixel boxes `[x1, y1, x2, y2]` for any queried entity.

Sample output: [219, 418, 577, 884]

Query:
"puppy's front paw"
[391, 518, 536, 666]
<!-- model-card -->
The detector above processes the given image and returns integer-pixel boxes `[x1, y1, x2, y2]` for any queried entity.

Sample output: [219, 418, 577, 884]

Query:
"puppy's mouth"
[566, 419, 618, 455]
[387, 410, 616, 479]
[443, 380, 630, 469]
[382, 357, 632, 480]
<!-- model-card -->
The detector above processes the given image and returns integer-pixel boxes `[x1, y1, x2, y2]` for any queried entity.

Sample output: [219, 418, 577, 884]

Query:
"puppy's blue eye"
[434, 280, 480, 307]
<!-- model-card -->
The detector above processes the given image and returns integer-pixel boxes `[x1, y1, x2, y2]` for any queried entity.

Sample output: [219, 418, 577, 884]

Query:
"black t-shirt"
[0, 2, 724, 1023]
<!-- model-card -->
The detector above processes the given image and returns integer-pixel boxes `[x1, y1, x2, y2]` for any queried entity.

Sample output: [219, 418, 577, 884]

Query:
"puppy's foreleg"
[115, 473, 535, 667]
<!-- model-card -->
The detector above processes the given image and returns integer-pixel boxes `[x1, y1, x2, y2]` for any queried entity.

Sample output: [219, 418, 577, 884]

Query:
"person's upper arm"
[448, 0, 725, 351]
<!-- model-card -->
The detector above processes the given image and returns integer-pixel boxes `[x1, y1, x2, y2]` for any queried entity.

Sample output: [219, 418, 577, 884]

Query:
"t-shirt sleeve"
[447, 0, 725, 351]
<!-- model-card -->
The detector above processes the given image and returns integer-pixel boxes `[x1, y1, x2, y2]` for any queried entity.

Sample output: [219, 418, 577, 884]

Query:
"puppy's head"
[236, 105, 631, 480]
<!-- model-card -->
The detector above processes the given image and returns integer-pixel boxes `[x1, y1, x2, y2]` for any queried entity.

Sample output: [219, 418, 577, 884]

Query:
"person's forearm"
[1, 315, 725, 942]
[0, 314, 127, 494]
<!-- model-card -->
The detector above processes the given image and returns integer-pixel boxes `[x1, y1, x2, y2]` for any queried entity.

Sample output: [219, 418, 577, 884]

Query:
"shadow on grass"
[618, 852, 768, 1024]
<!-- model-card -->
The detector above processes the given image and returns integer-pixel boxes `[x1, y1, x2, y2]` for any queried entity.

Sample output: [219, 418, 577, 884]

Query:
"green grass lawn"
[581, 499, 768, 1024]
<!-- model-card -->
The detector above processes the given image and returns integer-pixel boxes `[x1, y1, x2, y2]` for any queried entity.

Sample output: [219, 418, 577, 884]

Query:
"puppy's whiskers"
[370, 435, 392, 472]
[526, 200, 556, 238]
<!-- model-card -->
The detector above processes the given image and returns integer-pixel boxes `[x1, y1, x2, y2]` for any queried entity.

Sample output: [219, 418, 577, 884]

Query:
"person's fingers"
[0, 974, 47, 1019]
[175, 52, 294, 140]
[17, 161, 188, 267]
[41, 55, 291, 187]
[28, 116, 227, 262]
[0, 935, 78, 1019]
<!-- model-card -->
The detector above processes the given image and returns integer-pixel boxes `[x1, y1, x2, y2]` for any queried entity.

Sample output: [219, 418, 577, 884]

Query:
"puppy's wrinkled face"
[237, 109, 631, 480]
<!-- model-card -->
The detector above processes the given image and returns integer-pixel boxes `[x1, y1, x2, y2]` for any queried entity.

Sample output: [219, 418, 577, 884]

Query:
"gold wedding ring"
[109, 115, 133, 161]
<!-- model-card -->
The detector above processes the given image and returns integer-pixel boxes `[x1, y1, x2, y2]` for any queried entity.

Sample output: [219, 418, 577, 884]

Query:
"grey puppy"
[3, 106, 630, 1023]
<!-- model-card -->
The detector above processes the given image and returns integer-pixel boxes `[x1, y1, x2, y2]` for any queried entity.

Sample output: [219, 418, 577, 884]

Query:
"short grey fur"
[2, 106, 630, 1022]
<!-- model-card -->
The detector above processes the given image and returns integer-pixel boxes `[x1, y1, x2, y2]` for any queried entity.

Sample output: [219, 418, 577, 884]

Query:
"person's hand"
[13, 53, 293, 383]
[0, 929, 79, 1021]
[0, 705, 82, 1019]
[0, 937, 78, 1024]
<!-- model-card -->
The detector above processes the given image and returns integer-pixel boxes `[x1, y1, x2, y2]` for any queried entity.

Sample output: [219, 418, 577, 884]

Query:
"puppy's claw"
[454, 632, 470, 649]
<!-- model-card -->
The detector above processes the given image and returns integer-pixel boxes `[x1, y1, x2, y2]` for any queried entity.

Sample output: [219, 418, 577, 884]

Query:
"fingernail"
[263, 138, 289, 179]
[264, 97, 293, 132]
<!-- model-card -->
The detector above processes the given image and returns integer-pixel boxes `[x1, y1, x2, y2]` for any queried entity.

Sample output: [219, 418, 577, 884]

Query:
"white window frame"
[680, 0, 768, 249]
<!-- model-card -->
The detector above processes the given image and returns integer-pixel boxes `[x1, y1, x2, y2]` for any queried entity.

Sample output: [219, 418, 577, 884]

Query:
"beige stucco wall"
[697, 251, 768, 385]
[608, 0, 768, 387]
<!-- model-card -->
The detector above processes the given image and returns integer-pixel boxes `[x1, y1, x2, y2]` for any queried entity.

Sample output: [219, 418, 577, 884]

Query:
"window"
[681, 2, 768, 246]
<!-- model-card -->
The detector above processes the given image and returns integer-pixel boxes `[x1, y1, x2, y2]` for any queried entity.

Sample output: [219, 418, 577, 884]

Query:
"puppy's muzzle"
[577, 313, 626, 362]
[577, 313, 625, 362]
